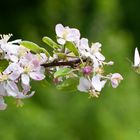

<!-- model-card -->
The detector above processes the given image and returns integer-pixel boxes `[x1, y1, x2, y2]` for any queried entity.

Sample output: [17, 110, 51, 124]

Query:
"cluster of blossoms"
[0, 24, 123, 110]
[55, 24, 123, 97]
[0, 35, 47, 110]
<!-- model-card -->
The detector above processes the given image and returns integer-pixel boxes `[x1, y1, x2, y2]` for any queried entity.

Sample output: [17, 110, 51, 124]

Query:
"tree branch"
[42, 59, 86, 68]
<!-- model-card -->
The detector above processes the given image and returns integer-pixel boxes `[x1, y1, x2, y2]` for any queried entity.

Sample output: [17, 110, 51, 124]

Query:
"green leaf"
[54, 68, 72, 78]
[42, 37, 61, 49]
[65, 42, 79, 56]
[56, 77, 79, 91]
[56, 53, 67, 59]
[0, 59, 9, 72]
[20, 41, 50, 56]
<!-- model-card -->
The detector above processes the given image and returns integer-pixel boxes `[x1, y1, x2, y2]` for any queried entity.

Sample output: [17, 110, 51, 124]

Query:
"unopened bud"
[82, 66, 92, 75]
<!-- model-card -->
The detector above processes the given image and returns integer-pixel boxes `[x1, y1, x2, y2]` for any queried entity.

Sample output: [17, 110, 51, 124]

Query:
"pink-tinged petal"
[40, 53, 48, 63]
[55, 24, 65, 37]
[21, 84, 31, 94]
[29, 72, 45, 81]
[9, 72, 21, 80]
[16, 91, 35, 99]
[111, 73, 123, 88]
[0, 97, 7, 110]
[0, 83, 7, 96]
[77, 77, 90, 92]
[32, 59, 40, 67]
[6, 81, 19, 97]
[111, 73, 123, 80]
[111, 79, 119, 88]
[21, 74, 30, 85]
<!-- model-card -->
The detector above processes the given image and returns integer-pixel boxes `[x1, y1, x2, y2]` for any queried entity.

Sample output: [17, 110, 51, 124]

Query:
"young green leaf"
[54, 67, 72, 78]
[56, 77, 79, 91]
[20, 41, 50, 56]
[56, 53, 67, 59]
[0, 59, 9, 72]
[65, 42, 79, 56]
[42, 36, 61, 49]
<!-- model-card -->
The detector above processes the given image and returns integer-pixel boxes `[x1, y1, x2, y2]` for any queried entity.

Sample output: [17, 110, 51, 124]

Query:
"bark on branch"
[42, 59, 86, 68]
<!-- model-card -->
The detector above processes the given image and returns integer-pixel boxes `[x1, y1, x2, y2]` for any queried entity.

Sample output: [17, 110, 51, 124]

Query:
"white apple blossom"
[77, 75, 107, 97]
[19, 52, 45, 86]
[0, 34, 29, 62]
[77, 38, 105, 69]
[110, 73, 123, 88]
[55, 24, 80, 45]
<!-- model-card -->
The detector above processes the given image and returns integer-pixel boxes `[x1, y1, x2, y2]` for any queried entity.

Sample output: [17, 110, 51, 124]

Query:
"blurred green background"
[0, 0, 140, 140]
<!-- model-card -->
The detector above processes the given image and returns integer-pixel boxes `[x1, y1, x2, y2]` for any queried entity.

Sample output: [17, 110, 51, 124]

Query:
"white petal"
[95, 52, 105, 61]
[66, 29, 80, 42]
[0, 97, 7, 110]
[77, 77, 90, 92]
[9, 39, 21, 44]
[0, 83, 7, 96]
[79, 38, 90, 51]
[21, 74, 30, 85]
[55, 24, 65, 37]
[134, 48, 140, 66]
[92, 75, 106, 91]
[6, 81, 19, 97]
[9, 55, 18, 62]
[29, 72, 45, 81]
[16, 91, 35, 99]
[57, 38, 66, 45]
[9, 72, 21, 80]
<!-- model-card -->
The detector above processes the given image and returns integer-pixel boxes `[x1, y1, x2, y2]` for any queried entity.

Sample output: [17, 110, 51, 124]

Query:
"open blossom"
[77, 38, 105, 68]
[55, 24, 80, 45]
[19, 52, 46, 85]
[110, 73, 123, 88]
[0, 34, 27, 62]
[77, 75, 107, 97]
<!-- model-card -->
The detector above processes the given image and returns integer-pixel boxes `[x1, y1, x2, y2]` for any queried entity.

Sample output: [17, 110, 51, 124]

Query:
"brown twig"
[42, 59, 87, 68]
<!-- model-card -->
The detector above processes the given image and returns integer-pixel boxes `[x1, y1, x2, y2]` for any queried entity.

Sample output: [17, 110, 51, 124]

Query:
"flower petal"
[0, 97, 7, 110]
[55, 24, 65, 37]
[134, 48, 140, 66]
[29, 72, 45, 81]
[77, 77, 90, 92]
[21, 74, 30, 85]
[92, 75, 106, 91]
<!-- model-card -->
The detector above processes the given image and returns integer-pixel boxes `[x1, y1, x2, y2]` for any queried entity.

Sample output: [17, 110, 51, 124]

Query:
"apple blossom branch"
[0, 23, 124, 110]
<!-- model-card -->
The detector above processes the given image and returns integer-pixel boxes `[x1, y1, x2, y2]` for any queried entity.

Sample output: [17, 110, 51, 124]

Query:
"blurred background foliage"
[0, 0, 140, 140]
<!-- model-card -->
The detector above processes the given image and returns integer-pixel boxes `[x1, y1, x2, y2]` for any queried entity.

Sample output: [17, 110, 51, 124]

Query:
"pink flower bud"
[110, 73, 123, 88]
[82, 66, 92, 75]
